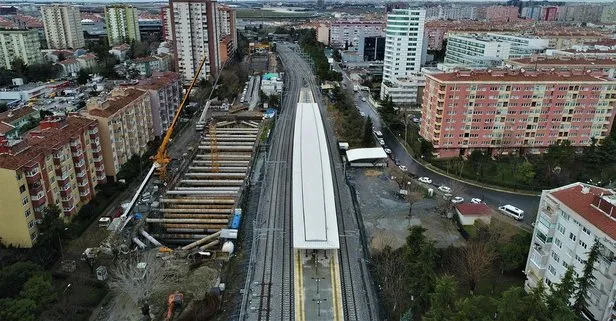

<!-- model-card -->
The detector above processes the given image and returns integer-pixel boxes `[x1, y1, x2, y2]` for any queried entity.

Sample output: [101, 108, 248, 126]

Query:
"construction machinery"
[166, 291, 184, 321]
[152, 54, 209, 180]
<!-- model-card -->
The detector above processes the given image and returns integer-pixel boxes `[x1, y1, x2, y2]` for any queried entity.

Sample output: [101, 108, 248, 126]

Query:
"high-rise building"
[82, 88, 154, 179]
[104, 5, 141, 46]
[41, 5, 85, 49]
[329, 21, 384, 49]
[170, 0, 236, 83]
[0, 29, 42, 69]
[380, 8, 427, 104]
[479, 5, 519, 21]
[444, 33, 549, 68]
[134, 72, 182, 137]
[420, 69, 616, 158]
[161, 6, 173, 42]
[0, 115, 105, 248]
[600, 5, 616, 24]
[525, 182, 616, 321]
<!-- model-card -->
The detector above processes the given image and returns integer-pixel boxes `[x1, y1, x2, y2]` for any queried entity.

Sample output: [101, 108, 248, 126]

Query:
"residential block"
[0, 29, 42, 69]
[41, 5, 85, 49]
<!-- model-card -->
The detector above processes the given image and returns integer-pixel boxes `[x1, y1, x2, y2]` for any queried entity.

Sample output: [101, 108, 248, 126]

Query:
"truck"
[353, 85, 359, 92]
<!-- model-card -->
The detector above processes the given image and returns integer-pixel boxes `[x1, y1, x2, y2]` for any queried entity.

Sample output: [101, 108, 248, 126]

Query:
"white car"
[418, 177, 432, 184]
[361, 97, 366, 102]
[360, 111, 366, 117]
[451, 196, 464, 204]
[384, 148, 392, 154]
[471, 198, 483, 204]
[399, 165, 407, 171]
[438, 186, 451, 193]
[379, 139, 385, 146]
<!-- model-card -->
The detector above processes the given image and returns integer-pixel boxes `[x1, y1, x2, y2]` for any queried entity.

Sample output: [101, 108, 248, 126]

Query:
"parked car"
[384, 148, 392, 154]
[438, 186, 452, 193]
[418, 177, 432, 184]
[451, 196, 464, 204]
[399, 165, 407, 171]
[360, 111, 366, 117]
[471, 198, 483, 204]
[498, 205, 525, 221]
[394, 159, 401, 166]
[379, 139, 385, 146]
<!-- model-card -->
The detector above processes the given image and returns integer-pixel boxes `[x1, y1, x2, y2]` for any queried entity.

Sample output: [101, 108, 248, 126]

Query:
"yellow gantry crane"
[153, 54, 209, 179]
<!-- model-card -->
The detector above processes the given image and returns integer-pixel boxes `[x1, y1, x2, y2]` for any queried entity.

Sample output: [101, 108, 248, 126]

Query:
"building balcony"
[88, 127, 98, 136]
[31, 194, 46, 208]
[74, 159, 86, 168]
[63, 204, 76, 216]
[72, 149, 83, 157]
[95, 166, 105, 173]
[69, 140, 81, 148]
[91, 144, 101, 153]
[529, 245, 549, 270]
[96, 175, 106, 183]
[79, 189, 90, 199]
[25, 171, 41, 184]
[30, 189, 45, 201]
[93, 155, 103, 163]
[61, 194, 73, 203]
[76, 170, 86, 178]
[29, 183, 44, 196]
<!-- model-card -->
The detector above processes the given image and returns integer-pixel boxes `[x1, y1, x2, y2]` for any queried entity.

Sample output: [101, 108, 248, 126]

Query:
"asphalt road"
[334, 63, 541, 226]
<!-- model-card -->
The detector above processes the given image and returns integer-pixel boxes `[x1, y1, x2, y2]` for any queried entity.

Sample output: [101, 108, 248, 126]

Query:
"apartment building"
[444, 33, 549, 68]
[161, 6, 173, 42]
[105, 5, 141, 46]
[41, 5, 85, 49]
[329, 21, 384, 49]
[0, 115, 105, 248]
[0, 29, 42, 70]
[479, 5, 519, 21]
[425, 5, 477, 21]
[600, 5, 616, 24]
[82, 88, 154, 178]
[531, 31, 606, 50]
[216, 4, 237, 66]
[134, 72, 181, 137]
[507, 56, 616, 79]
[525, 182, 616, 321]
[170, 0, 221, 83]
[380, 9, 427, 104]
[558, 4, 604, 23]
[420, 69, 616, 158]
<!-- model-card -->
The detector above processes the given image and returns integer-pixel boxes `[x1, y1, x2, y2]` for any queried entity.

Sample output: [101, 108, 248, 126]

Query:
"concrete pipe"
[139, 229, 162, 246]
[132, 237, 146, 249]
[214, 128, 258, 132]
[199, 141, 255, 147]
[187, 166, 248, 172]
[191, 161, 249, 166]
[167, 228, 221, 233]
[163, 214, 230, 219]
[179, 179, 243, 186]
[159, 239, 194, 245]
[181, 231, 222, 251]
[160, 208, 233, 214]
[174, 187, 240, 192]
[162, 204, 232, 209]
[240, 121, 259, 128]
[183, 173, 246, 178]
[146, 218, 229, 224]
[209, 137, 257, 142]
[194, 154, 252, 160]
[163, 224, 228, 230]
[153, 234, 210, 239]
[197, 146, 254, 151]
[165, 190, 237, 196]
[160, 198, 235, 204]
[199, 240, 220, 250]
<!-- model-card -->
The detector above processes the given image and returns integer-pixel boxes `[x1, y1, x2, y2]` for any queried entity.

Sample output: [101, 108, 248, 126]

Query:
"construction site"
[82, 45, 273, 321]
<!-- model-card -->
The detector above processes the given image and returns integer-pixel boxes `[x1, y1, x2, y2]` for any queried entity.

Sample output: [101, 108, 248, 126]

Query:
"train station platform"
[294, 249, 344, 321]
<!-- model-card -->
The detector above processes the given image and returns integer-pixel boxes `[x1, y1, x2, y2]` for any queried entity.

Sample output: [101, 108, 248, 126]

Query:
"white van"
[498, 205, 524, 221]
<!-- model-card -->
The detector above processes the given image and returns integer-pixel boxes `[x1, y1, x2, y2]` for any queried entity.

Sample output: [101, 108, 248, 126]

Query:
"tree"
[77, 69, 91, 85]
[496, 287, 529, 321]
[267, 94, 280, 108]
[332, 49, 342, 62]
[0, 103, 7, 113]
[109, 251, 170, 313]
[19, 273, 56, 307]
[517, 160, 535, 185]
[10, 58, 27, 77]
[423, 275, 458, 321]
[497, 231, 531, 274]
[404, 226, 438, 316]
[548, 266, 576, 311]
[0, 298, 37, 321]
[0, 262, 43, 298]
[373, 246, 407, 316]
[451, 240, 497, 294]
[573, 240, 602, 316]
[362, 117, 374, 147]
[129, 40, 148, 59]
[454, 295, 498, 321]
[378, 95, 398, 126]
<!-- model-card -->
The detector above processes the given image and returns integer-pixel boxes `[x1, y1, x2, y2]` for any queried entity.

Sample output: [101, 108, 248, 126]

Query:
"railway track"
[242, 45, 298, 321]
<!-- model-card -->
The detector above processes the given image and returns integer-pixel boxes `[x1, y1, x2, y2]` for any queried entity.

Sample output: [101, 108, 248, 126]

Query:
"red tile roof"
[86, 88, 147, 118]
[0, 122, 15, 134]
[0, 116, 96, 171]
[455, 203, 492, 216]
[135, 72, 179, 90]
[508, 56, 616, 66]
[0, 106, 37, 124]
[427, 69, 608, 83]
[550, 183, 616, 240]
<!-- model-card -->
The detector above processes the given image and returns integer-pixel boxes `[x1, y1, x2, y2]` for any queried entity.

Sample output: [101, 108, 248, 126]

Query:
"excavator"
[166, 291, 184, 321]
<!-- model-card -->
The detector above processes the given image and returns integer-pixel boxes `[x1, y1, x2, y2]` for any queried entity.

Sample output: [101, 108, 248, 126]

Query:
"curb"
[393, 136, 541, 197]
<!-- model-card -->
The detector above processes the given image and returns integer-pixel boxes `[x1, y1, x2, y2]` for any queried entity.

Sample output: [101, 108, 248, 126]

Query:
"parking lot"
[347, 166, 465, 252]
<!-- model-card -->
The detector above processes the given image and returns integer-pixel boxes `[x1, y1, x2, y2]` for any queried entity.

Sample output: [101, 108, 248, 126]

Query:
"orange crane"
[166, 291, 184, 321]
[153, 54, 209, 179]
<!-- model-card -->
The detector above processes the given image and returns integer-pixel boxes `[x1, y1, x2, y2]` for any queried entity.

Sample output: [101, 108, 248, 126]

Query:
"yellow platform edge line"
[294, 250, 305, 321]
[331, 249, 344, 321]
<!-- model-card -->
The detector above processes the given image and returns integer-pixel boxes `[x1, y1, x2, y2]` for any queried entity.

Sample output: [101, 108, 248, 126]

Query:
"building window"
[551, 252, 560, 263]
[578, 240, 588, 250]
[25, 209, 31, 218]
[569, 232, 576, 242]
[544, 278, 553, 286]
[19, 185, 26, 193]
[561, 211, 570, 221]
[22, 197, 28, 205]
[548, 265, 556, 276]
[582, 226, 591, 236]
[28, 220, 35, 229]
[557, 223, 565, 235]
[554, 238, 562, 248]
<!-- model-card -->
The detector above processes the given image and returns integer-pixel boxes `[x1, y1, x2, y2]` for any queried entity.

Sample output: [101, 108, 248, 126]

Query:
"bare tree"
[451, 240, 497, 294]
[373, 246, 408, 315]
[108, 251, 170, 313]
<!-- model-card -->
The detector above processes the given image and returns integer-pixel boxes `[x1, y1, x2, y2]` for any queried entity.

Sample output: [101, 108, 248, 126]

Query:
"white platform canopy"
[292, 94, 340, 250]
[345, 147, 388, 163]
